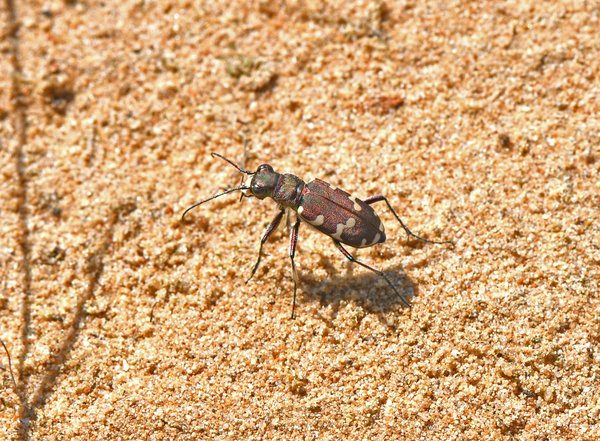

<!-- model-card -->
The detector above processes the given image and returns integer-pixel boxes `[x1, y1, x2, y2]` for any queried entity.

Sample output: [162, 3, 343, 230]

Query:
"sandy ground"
[1, 0, 599, 439]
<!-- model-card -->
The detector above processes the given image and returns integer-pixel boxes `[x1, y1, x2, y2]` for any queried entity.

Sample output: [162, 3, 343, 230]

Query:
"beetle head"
[249, 164, 278, 199]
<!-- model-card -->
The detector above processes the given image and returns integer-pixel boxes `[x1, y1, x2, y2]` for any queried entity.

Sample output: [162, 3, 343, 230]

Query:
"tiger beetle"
[182, 153, 451, 319]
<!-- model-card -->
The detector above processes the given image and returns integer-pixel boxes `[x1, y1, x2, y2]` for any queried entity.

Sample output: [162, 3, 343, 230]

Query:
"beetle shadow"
[297, 257, 417, 328]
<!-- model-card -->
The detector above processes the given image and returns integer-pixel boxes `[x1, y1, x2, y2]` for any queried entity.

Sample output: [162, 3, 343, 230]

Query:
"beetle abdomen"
[298, 179, 385, 248]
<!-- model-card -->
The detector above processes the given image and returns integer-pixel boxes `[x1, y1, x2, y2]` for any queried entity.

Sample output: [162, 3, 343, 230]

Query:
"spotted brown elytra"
[183, 153, 451, 319]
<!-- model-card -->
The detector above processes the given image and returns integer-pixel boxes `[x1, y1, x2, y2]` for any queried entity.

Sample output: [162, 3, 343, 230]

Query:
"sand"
[0, 0, 598, 439]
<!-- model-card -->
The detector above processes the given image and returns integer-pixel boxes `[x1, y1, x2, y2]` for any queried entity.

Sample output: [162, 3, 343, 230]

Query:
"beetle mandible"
[182, 153, 451, 319]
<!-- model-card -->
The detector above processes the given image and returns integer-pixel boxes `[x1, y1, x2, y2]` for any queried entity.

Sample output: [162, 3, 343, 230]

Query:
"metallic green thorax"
[250, 165, 305, 210]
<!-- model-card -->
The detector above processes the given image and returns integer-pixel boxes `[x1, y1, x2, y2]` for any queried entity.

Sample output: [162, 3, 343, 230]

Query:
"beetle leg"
[363, 195, 452, 245]
[247, 209, 285, 283]
[285, 209, 292, 233]
[289, 218, 301, 319]
[333, 240, 411, 308]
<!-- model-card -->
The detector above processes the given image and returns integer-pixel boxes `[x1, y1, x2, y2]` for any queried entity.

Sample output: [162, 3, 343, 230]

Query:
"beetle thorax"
[271, 173, 305, 210]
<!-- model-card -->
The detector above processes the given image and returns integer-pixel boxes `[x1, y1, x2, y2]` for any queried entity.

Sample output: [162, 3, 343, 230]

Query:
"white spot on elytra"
[379, 221, 385, 233]
[351, 196, 362, 211]
[360, 238, 367, 247]
[370, 232, 381, 246]
[306, 214, 324, 226]
[298, 206, 304, 214]
[332, 217, 356, 240]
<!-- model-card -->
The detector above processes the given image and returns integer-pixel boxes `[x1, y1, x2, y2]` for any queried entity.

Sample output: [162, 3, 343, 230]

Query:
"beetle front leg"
[247, 209, 285, 283]
[333, 240, 411, 308]
[363, 195, 452, 245]
[289, 218, 301, 319]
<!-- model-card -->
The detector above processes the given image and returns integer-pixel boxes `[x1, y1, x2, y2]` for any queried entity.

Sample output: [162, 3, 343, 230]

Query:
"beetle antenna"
[182, 186, 250, 220]
[211, 153, 256, 175]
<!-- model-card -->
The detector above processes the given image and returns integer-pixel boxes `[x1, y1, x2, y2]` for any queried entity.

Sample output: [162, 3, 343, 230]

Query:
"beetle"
[182, 153, 451, 318]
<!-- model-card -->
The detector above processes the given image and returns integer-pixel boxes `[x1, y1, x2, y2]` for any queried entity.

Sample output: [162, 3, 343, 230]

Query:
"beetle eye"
[251, 180, 272, 199]
[257, 164, 273, 173]
[253, 186, 267, 198]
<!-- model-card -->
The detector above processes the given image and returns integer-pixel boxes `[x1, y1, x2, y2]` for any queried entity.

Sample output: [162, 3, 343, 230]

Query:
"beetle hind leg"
[247, 209, 285, 283]
[289, 219, 301, 319]
[333, 240, 411, 308]
[363, 195, 452, 245]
